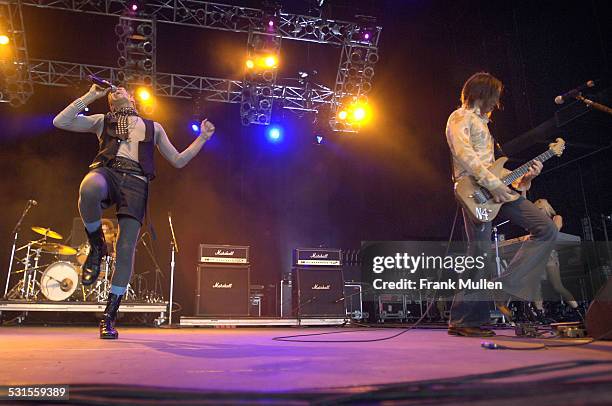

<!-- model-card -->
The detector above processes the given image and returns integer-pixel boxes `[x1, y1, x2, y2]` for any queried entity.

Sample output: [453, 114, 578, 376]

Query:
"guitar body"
[453, 138, 565, 224]
[454, 157, 518, 223]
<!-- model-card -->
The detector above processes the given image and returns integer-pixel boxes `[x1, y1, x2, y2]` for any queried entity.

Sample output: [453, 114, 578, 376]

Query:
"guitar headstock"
[549, 138, 566, 157]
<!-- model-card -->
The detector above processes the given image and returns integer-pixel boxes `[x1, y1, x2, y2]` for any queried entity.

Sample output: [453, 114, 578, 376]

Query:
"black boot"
[82, 226, 107, 286]
[100, 293, 122, 339]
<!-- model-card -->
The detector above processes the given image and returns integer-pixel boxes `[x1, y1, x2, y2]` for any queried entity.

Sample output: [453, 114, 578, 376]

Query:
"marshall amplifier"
[199, 244, 249, 264]
[292, 267, 345, 318]
[293, 248, 342, 267]
[196, 264, 250, 316]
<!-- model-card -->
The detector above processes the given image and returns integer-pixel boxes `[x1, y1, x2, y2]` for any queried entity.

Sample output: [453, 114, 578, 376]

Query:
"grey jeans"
[450, 196, 558, 327]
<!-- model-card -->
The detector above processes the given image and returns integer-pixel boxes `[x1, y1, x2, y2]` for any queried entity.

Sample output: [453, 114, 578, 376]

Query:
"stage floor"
[1, 326, 612, 403]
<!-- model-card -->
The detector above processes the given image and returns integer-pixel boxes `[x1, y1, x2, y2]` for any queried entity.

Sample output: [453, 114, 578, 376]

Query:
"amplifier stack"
[291, 248, 346, 318]
[195, 244, 250, 317]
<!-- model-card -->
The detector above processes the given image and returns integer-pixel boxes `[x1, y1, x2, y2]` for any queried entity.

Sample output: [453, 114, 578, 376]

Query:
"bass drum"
[40, 261, 81, 301]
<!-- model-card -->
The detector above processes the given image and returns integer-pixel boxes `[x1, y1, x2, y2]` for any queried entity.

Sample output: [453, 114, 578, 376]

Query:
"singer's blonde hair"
[534, 198, 556, 217]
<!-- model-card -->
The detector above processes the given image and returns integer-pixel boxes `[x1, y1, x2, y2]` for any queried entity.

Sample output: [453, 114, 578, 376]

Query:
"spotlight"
[337, 110, 348, 121]
[245, 59, 255, 69]
[353, 107, 366, 121]
[263, 55, 278, 68]
[136, 87, 152, 102]
[191, 122, 200, 133]
[0, 35, 9, 46]
[267, 126, 282, 142]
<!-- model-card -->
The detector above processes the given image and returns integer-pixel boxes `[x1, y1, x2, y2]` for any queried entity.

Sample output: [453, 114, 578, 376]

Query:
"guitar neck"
[502, 149, 555, 186]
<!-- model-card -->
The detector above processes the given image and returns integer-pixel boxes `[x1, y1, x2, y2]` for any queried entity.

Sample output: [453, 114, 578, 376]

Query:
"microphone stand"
[574, 95, 612, 116]
[167, 212, 179, 326]
[492, 219, 509, 324]
[140, 233, 164, 301]
[4, 201, 35, 298]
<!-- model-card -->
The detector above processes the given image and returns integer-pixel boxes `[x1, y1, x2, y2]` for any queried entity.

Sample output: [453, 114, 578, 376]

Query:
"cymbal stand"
[4, 200, 36, 298]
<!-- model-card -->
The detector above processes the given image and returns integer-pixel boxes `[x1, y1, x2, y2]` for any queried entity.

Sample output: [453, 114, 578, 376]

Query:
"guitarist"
[445, 72, 558, 337]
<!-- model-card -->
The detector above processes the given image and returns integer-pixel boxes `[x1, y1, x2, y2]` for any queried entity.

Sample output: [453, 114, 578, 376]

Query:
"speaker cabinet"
[196, 265, 250, 316]
[586, 278, 612, 340]
[292, 267, 345, 317]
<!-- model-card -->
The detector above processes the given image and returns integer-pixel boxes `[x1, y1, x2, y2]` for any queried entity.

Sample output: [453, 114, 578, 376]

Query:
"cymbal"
[32, 242, 77, 256]
[31, 226, 63, 240]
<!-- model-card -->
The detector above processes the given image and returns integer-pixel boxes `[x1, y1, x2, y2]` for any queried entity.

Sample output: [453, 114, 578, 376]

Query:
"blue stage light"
[191, 123, 200, 133]
[267, 126, 282, 142]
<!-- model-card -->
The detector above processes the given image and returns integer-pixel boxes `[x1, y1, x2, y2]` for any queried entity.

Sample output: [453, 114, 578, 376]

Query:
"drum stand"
[6, 242, 44, 301]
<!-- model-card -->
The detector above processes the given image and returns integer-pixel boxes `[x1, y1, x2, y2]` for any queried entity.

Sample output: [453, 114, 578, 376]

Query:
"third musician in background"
[445, 72, 558, 337]
[531, 198, 582, 320]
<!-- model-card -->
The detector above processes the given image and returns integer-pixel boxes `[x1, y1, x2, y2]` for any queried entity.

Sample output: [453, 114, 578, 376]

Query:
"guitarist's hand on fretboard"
[490, 184, 515, 203]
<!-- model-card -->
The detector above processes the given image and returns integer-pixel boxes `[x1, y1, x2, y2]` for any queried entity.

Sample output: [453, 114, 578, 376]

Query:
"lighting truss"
[28, 58, 335, 111]
[13, 1, 382, 132]
[21, 0, 382, 46]
[0, 0, 33, 106]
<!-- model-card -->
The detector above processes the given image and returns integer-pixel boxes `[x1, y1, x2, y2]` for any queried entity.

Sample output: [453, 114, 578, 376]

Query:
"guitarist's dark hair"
[461, 72, 503, 112]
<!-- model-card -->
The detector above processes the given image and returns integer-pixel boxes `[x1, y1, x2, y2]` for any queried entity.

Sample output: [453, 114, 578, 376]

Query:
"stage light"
[263, 55, 278, 68]
[353, 107, 366, 121]
[267, 126, 282, 142]
[191, 122, 200, 133]
[136, 87, 151, 102]
[245, 59, 255, 69]
[0, 35, 9, 46]
[84, 107, 90, 112]
[337, 110, 348, 120]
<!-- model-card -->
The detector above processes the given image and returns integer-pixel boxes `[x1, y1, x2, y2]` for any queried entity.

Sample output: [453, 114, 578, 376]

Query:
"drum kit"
[5, 225, 138, 302]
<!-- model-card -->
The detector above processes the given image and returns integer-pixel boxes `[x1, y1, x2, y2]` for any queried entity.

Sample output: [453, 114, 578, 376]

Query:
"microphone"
[28, 199, 37, 206]
[88, 74, 117, 92]
[555, 80, 595, 104]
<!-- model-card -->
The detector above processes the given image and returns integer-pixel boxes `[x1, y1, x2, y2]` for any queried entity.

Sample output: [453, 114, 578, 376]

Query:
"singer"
[53, 84, 215, 339]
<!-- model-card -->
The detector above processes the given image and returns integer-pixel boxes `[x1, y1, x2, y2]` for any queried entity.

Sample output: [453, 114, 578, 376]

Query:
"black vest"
[90, 115, 156, 180]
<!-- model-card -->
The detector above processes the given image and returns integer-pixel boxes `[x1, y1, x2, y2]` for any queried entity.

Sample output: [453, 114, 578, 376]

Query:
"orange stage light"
[0, 35, 9, 46]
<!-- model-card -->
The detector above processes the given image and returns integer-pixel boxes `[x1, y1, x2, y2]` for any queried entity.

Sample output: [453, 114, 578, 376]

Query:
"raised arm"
[155, 119, 215, 168]
[52, 84, 107, 136]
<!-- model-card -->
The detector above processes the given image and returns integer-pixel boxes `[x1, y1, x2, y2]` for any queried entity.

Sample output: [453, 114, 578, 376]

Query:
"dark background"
[1, 0, 611, 315]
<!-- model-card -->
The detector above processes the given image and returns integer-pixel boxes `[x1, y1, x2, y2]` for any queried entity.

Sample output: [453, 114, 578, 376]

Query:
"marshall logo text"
[215, 250, 235, 256]
[312, 284, 331, 290]
[212, 282, 233, 289]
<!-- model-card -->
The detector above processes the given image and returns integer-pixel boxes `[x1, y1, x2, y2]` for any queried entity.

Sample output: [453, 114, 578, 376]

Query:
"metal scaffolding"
[21, 0, 382, 46]
[0, 0, 34, 106]
[6, 1, 381, 130]
[28, 58, 336, 111]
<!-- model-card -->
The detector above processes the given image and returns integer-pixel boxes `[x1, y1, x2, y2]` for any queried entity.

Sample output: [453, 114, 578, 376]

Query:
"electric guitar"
[455, 138, 566, 223]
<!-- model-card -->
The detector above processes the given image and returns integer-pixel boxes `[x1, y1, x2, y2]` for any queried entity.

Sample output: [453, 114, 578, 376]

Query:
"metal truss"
[0, 0, 33, 105]
[14, 1, 382, 131]
[21, 0, 382, 46]
[28, 58, 335, 111]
